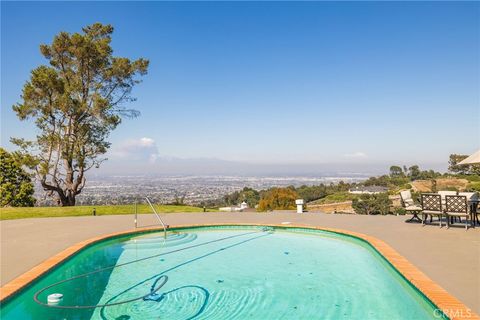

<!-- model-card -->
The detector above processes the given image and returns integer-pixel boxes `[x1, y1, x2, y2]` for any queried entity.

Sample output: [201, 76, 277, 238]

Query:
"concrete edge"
[0, 223, 477, 320]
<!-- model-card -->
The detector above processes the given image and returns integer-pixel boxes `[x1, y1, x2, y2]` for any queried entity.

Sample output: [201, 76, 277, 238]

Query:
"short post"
[295, 199, 304, 213]
[134, 201, 138, 228]
[203, 206, 206, 213]
[93, 207, 96, 216]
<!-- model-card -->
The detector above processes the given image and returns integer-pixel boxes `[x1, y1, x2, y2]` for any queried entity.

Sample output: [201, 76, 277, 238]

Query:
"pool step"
[122, 233, 197, 250]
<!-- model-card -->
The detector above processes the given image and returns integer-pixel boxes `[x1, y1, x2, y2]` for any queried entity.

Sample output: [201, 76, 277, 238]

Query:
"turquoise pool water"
[1, 226, 443, 319]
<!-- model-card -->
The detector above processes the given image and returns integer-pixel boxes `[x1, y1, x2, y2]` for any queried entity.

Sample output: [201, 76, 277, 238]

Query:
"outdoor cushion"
[458, 192, 478, 201]
[438, 191, 457, 206]
[438, 191, 457, 199]
[445, 211, 469, 216]
[400, 190, 412, 201]
[422, 210, 443, 215]
[405, 205, 421, 211]
[400, 190, 420, 210]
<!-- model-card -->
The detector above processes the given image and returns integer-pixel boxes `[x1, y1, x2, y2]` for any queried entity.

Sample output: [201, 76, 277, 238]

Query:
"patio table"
[469, 198, 479, 227]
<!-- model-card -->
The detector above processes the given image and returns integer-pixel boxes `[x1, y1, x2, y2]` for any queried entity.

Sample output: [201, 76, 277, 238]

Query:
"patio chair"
[438, 190, 457, 206]
[400, 190, 422, 222]
[437, 191, 457, 222]
[445, 195, 469, 231]
[421, 194, 444, 227]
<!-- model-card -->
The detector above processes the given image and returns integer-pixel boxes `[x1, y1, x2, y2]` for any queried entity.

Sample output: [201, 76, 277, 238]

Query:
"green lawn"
[308, 192, 359, 205]
[0, 204, 217, 220]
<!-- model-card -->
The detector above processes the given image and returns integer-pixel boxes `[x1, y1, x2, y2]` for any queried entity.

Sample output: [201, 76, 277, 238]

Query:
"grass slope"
[307, 192, 359, 205]
[0, 204, 214, 220]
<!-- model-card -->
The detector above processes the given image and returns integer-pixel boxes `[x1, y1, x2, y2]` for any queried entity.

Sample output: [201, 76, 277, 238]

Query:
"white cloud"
[138, 137, 156, 147]
[344, 152, 368, 159]
[110, 137, 160, 163]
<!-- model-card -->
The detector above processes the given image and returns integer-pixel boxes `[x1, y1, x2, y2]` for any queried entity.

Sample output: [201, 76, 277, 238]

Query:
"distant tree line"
[361, 165, 442, 190]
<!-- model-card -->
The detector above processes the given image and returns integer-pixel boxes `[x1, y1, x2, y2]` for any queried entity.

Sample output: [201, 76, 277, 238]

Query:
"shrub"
[224, 187, 260, 207]
[257, 187, 298, 211]
[351, 193, 392, 215]
[393, 207, 407, 215]
[467, 182, 480, 192]
[0, 148, 36, 207]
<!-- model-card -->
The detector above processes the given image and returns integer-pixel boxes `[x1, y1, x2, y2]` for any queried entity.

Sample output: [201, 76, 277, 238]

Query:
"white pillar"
[295, 199, 304, 213]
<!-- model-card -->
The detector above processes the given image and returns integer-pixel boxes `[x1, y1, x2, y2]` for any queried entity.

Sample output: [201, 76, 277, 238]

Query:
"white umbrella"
[458, 150, 480, 165]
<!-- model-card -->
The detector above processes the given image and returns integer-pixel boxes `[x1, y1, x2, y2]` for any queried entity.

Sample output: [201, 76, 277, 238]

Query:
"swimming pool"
[1, 226, 445, 319]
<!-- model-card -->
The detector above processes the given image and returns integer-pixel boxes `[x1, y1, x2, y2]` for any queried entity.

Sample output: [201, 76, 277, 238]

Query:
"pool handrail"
[136, 197, 168, 239]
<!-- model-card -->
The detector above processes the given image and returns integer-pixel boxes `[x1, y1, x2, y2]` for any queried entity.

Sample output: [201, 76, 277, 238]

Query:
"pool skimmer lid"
[47, 293, 63, 305]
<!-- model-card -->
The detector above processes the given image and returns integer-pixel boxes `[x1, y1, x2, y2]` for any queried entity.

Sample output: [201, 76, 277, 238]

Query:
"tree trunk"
[65, 196, 76, 206]
[60, 191, 76, 206]
[58, 158, 78, 206]
[41, 179, 78, 206]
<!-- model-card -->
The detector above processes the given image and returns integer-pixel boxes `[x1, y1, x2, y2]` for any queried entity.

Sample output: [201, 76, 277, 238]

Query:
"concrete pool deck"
[1, 212, 479, 314]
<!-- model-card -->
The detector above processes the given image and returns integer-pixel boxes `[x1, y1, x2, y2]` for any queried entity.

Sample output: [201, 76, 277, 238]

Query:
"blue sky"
[1, 1, 479, 174]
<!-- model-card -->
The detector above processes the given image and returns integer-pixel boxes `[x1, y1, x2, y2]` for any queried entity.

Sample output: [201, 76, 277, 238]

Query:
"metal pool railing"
[134, 197, 168, 239]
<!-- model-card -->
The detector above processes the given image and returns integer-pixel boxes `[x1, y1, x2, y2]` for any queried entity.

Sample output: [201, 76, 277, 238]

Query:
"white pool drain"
[47, 293, 63, 305]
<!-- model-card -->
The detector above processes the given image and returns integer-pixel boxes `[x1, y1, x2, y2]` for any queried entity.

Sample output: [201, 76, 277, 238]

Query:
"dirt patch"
[307, 201, 354, 213]
[411, 178, 470, 192]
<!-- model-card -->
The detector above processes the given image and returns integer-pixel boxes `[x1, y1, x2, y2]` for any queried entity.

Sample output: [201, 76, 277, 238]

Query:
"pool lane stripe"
[0, 223, 478, 320]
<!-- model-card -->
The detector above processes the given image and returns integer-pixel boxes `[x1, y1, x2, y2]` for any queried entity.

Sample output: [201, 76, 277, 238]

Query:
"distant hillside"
[307, 201, 355, 214]
[411, 178, 470, 192]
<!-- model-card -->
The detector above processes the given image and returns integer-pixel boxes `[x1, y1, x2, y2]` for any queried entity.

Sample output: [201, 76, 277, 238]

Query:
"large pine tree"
[12, 23, 149, 206]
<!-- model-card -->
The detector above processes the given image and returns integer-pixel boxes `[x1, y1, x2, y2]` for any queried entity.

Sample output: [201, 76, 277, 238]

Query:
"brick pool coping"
[0, 223, 478, 320]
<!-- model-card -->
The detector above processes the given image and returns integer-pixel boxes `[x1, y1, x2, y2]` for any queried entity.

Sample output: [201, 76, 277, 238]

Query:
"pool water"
[1, 226, 443, 319]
